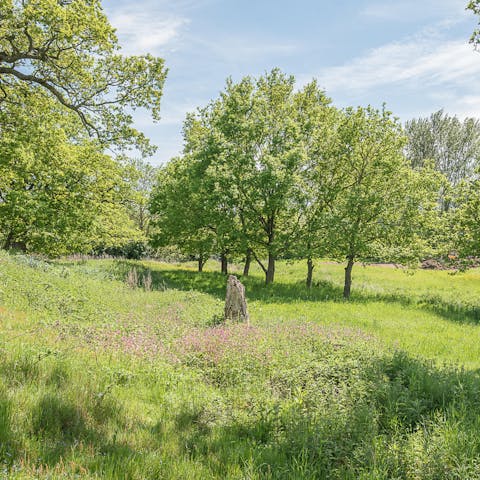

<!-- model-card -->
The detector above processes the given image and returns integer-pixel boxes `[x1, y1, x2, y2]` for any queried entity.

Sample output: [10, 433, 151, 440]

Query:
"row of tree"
[149, 70, 480, 298]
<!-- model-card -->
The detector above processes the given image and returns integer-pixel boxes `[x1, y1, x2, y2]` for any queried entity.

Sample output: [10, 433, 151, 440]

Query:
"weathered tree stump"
[224, 275, 249, 323]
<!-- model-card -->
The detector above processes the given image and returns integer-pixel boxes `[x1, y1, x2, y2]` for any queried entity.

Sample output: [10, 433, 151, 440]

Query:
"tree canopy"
[0, 91, 141, 255]
[150, 156, 216, 271]
[150, 70, 442, 296]
[405, 110, 480, 187]
[0, 0, 166, 153]
[151, 70, 334, 283]
[326, 106, 440, 298]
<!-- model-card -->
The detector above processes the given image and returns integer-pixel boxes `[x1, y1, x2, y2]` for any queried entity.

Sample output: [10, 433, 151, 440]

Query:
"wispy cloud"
[107, 4, 189, 55]
[311, 34, 480, 94]
[188, 35, 299, 65]
[448, 95, 480, 118]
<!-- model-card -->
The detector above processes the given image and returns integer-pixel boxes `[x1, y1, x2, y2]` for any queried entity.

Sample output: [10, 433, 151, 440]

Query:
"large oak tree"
[0, 0, 166, 153]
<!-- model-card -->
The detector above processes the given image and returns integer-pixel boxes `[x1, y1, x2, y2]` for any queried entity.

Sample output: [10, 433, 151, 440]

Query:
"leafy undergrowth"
[2, 252, 480, 478]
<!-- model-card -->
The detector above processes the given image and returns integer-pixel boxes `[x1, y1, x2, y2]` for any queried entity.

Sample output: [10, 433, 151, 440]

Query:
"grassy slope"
[1, 252, 480, 478]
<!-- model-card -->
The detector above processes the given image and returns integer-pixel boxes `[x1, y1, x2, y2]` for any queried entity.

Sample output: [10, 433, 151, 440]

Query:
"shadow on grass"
[109, 260, 344, 301]
[157, 351, 480, 479]
[4, 334, 480, 477]
[29, 392, 134, 468]
[0, 394, 16, 470]
[1, 391, 143, 478]
[109, 260, 480, 325]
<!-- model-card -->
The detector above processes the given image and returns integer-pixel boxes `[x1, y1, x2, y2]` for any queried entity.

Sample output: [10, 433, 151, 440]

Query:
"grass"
[2, 252, 480, 478]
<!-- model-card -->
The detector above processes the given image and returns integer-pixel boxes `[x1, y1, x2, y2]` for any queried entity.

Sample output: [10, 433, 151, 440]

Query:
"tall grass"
[2, 251, 480, 478]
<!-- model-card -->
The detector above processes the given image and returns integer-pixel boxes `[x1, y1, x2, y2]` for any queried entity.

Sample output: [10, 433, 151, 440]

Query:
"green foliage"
[0, 0, 166, 153]
[95, 240, 149, 260]
[327, 107, 440, 269]
[152, 71, 440, 295]
[0, 1, 166, 255]
[210, 70, 312, 280]
[151, 70, 336, 282]
[290, 83, 343, 261]
[0, 93, 142, 256]
[405, 110, 480, 188]
[404, 109, 480, 262]
[122, 158, 157, 234]
[150, 156, 216, 269]
[451, 171, 480, 260]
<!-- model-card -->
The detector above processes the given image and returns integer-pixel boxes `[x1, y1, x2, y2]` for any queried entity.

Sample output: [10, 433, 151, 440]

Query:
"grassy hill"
[1, 251, 480, 479]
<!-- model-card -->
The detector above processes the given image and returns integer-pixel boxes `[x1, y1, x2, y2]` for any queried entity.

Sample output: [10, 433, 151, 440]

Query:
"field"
[2, 251, 480, 479]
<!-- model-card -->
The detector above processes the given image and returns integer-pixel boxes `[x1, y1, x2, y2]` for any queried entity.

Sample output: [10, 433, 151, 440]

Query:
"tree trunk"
[343, 256, 355, 299]
[198, 255, 205, 272]
[221, 253, 228, 275]
[265, 217, 276, 285]
[266, 253, 275, 284]
[243, 249, 251, 276]
[3, 231, 13, 250]
[306, 257, 314, 288]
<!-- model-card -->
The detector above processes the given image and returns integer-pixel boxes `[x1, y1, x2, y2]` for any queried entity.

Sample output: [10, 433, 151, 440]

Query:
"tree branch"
[0, 66, 98, 134]
[251, 250, 267, 273]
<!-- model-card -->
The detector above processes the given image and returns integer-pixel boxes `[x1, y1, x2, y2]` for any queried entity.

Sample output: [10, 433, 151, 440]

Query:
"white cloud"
[448, 95, 480, 118]
[296, 19, 480, 120]
[107, 5, 189, 55]
[394, 92, 480, 121]
[311, 35, 480, 94]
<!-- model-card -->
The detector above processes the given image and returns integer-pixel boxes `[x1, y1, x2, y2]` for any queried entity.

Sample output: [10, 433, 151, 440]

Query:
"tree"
[451, 169, 480, 262]
[0, 0, 166, 153]
[150, 157, 215, 272]
[405, 110, 480, 188]
[123, 158, 157, 235]
[326, 106, 439, 299]
[468, 0, 480, 47]
[181, 104, 243, 275]
[290, 81, 343, 288]
[0, 93, 140, 255]
[152, 70, 321, 282]
[159, 70, 312, 283]
[206, 70, 318, 284]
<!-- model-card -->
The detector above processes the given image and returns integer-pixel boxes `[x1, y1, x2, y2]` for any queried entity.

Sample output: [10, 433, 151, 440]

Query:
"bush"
[93, 241, 149, 260]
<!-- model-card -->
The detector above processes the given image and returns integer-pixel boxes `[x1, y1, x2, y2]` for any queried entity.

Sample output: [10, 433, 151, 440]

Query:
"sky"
[102, 0, 480, 165]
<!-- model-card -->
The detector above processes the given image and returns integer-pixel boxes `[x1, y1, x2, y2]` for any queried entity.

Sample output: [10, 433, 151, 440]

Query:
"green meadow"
[2, 251, 480, 479]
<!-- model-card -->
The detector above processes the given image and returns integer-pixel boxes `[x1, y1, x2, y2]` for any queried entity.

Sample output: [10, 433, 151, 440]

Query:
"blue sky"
[102, 0, 480, 165]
